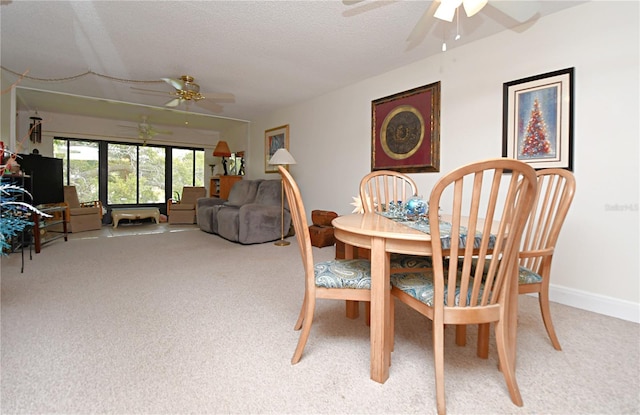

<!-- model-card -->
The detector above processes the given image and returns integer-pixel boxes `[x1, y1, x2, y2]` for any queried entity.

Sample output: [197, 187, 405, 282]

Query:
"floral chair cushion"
[518, 266, 543, 285]
[390, 254, 432, 270]
[391, 267, 480, 307]
[465, 258, 543, 285]
[315, 259, 371, 289]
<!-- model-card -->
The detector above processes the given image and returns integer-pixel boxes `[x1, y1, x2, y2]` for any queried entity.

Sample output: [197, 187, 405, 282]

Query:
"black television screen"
[18, 154, 64, 207]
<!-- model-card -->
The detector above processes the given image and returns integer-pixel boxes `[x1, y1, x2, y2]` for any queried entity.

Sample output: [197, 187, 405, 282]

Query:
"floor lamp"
[268, 148, 297, 246]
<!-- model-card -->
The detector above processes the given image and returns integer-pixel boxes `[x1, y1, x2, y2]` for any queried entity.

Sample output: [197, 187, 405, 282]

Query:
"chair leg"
[365, 302, 371, 327]
[345, 300, 360, 319]
[433, 320, 447, 415]
[539, 287, 562, 350]
[291, 295, 316, 364]
[494, 317, 523, 407]
[477, 323, 490, 359]
[294, 292, 307, 330]
[455, 325, 466, 346]
[389, 298, 394, 353]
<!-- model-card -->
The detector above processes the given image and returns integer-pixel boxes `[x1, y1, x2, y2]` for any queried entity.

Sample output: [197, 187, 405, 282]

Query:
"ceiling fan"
[131, 75, 235, 114]
[343, 0, 541, 50]
[119, 115, 172, 143]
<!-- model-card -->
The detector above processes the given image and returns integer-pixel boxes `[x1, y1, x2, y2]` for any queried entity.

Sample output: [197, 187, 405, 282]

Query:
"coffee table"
[112, 207, 160, 228]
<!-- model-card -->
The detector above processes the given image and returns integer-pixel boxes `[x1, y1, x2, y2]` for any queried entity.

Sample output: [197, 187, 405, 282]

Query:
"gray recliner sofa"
[196, 179, 291, 244]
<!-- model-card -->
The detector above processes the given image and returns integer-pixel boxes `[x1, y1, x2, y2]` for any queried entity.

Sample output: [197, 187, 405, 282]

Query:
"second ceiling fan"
[132, 75, 235, 114]
[119, 115, 172, 144]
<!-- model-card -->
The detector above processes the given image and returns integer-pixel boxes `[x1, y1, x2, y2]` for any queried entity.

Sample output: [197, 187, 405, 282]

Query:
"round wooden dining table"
[332, 212, 432, 384]
[332, 212, 519, 385]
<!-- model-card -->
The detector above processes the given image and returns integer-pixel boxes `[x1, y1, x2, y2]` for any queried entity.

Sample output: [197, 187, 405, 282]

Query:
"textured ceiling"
[1, 0, 584, 130]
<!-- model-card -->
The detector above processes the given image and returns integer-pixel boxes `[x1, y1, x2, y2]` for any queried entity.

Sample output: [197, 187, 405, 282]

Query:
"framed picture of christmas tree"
[502, 67, 574, 171]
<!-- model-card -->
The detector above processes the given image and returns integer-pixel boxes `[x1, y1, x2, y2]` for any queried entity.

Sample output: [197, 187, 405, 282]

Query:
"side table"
[32, 203, 69, 253]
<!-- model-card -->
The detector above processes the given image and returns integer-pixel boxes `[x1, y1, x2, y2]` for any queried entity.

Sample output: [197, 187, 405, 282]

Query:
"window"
[107, 143, 166, 204]
[171, 148, 204, 198]
[53, 139, 99, 202]
[138, 145, 166, 204]
[54, 138, 203, 208]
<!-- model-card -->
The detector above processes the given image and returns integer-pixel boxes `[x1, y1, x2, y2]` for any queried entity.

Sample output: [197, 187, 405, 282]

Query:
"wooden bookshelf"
[209, 175, 242, 199]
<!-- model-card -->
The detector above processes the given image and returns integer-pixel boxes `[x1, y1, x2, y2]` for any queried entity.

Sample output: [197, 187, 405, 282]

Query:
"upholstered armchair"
[167, 186, 206, 224]
[63, 186, 103, 233]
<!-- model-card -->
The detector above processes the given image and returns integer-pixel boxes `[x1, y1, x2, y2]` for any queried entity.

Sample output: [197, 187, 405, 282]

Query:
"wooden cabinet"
[209, 175, 242, 199]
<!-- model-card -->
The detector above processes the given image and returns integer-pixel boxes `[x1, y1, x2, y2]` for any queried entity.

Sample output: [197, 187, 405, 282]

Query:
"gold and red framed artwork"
[371, 82, 441, 173]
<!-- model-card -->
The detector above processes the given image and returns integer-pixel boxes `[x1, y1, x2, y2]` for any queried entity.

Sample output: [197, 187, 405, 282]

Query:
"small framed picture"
[502, 68, 574, 171]
[265, 124, 289, 173]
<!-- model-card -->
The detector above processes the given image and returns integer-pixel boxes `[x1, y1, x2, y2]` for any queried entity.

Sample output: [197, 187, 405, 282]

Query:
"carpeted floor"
[1, 225, 639, 414]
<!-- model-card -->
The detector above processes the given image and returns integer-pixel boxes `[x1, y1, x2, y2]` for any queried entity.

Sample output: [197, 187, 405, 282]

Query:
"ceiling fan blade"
[196, 99, 224, 114]
[342, 0, 398, 17]
[405, 1, 441, 51]
[118, 124, 138, 129]
[202, 92, 236, 103]
[153, 128, 173, 135]
[161, 77, 184, 90]
[488, 1, 540, 23]
[165, 98, 182, 107]
[130, 86, 171, 96]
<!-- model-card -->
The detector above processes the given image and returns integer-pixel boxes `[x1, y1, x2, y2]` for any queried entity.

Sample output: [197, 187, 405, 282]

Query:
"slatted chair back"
[520, 169, 576, 277]
[359, 171, 432, 276]
[359, 170, 418, 213]
[518, 168, 576, 350]
[390, 158, 537, 415]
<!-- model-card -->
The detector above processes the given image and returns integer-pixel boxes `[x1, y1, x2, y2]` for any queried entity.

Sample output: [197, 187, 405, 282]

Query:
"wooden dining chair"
[278, 166, 372, 365]
[390, 158, 537, 415]
[359, 170, 418, 213]
[517, 168, 576, 350]
[470, 168, 577, 357]
[359, 170, 433, 273]
[356, 170, 433, 325]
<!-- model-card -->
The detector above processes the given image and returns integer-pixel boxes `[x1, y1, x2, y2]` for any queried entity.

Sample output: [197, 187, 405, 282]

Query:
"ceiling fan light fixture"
[462, 0, 488, 17]
[435, 0, 462, 21]
[434, 5, 456, 22]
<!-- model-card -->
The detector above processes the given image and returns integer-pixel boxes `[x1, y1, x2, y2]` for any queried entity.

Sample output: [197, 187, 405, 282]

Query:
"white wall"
[248, 2, 640, 322]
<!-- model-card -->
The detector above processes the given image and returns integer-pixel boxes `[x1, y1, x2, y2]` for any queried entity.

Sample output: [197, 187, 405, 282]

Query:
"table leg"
[369, 236, 390, 384]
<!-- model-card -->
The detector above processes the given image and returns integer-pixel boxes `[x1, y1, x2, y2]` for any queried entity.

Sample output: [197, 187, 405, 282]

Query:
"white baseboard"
[547, 284, 640, 323]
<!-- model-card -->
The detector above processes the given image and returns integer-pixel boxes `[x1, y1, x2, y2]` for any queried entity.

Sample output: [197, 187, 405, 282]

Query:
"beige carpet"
[1, 227, 638, 414]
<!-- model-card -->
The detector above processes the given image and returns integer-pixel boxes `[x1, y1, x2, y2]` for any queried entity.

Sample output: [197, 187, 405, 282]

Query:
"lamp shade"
[269, 148, 297, 165]
[213, 141, 231, 157]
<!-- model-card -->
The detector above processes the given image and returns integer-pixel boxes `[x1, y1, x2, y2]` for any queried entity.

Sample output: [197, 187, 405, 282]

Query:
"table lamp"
[213, 141, 232, 175]
[268, 148, 297, 246]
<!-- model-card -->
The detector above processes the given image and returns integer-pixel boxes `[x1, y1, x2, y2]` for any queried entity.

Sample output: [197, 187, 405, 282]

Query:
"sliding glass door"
[54, 138, 203, 210]
[53, 139, 99, 202]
